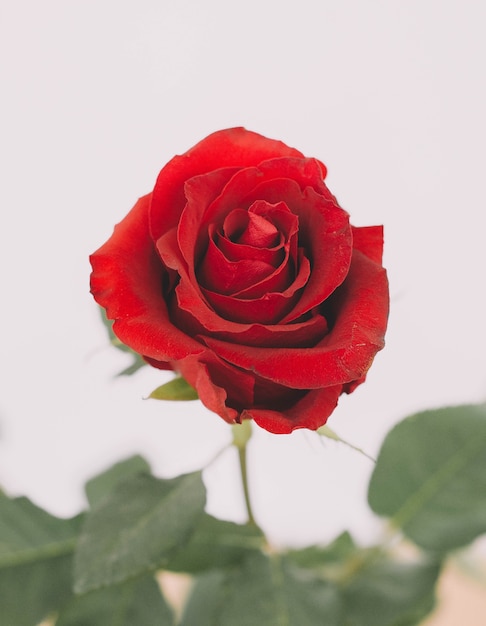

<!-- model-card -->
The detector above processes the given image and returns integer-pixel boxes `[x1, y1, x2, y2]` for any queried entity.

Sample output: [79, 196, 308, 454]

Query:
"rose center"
[223, 209, 280, 249]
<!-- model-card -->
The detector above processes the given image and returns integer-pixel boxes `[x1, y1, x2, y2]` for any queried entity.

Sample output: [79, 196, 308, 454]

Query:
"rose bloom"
[90, 128, 389, 434]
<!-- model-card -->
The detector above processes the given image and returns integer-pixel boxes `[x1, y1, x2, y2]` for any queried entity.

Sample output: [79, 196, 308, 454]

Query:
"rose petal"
[246, 384, 343, 434]
[214, 200, 298, 267]
[90, 195, 203, 363]
[196, 157, 328, 239]
[226, 209, 280, 248]
[352, 225, 384, 264]
[200, 250, 389, 388]
[199, 225, 296, 299]
[230, 254, 294, 299]
[176, 158, 330, 291]
[176, 352, 255, 423]
[172, 295, 329, 348]
[284, 186, 352, 320]
[143, 356, 174, 371]
[241, 179, 353, 321]
[175, 160, 350, 323]
[245, 200, 300, 237]
[215, 223, 286, 265]
[178, 167, 242, 267]
[251, 157, 331, 199]
[199, 250, 311, 324]
[186, 363, 239, 424]
[161, 345, 343, 434]
[205, 311, 328, 347]
[182, 166, 266, 269]
[150, 128, 304, 240]
[197, 235, 279, 294]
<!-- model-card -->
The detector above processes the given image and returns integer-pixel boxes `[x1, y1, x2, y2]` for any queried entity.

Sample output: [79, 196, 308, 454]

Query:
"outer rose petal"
[246, 385, 343, 434]
[177, 351, 342, 434]
[176, 353, 252, 424]
[90, 195, 203, 363]
[352, 225, 384, 264]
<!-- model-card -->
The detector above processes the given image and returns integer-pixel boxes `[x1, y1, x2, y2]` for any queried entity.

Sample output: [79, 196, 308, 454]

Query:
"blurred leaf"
[74, 472, 206, 593]
[0, 554, 73, 626]
[180, 553, 342, 626]
[166, 513, 264, 573]
[285, 535, 385, 599]
[56, 574, 173, 626]
[85, 455, 151, 508]
[99, 307, 147, 376]
[179, 570, 227, 626]
[285, 531, 357, 570]
[369, 404, 486, 551]
[0, 497, 82, 625]
[149, 377, 199, 401]
[341, 557, 441, 626]
[0, 497, 81, 569]
[288, 534, 441, 626]
[116, 356, 148, 377]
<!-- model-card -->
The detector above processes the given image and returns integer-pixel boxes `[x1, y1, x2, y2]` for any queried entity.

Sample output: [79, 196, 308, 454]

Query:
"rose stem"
[232, 420, 256, 526]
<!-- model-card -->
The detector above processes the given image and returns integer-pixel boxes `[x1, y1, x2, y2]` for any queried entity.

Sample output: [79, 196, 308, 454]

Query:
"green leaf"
[56, 574, 173, 626]
[0, 555, 74, 626]
[285, 531, 357, 571]
[341, 557, 441, 626]
[368, 403, 486, 551]
[180, 553, 342, 626]
[179, 570, 227, 626]
[148, 376, 199, 401]
[74, 472, 206, 593]
[165, 513, 264, 573]
[0, 497, 82, 625]
[0, 497, 81, 569]
[85, 455, 151, 508]
[286, 535, 441, 626]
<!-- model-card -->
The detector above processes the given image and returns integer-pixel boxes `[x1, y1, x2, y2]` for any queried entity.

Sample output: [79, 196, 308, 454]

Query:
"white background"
[1, 0, 485, 548]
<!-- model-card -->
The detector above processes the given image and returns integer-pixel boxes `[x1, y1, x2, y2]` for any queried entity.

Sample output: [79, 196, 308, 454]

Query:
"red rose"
[90, 128, 389, 434]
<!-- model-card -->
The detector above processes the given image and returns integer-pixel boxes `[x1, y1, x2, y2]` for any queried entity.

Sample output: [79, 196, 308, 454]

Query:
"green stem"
[238, 441, 256, 526]
[232, 421, 256, 526]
